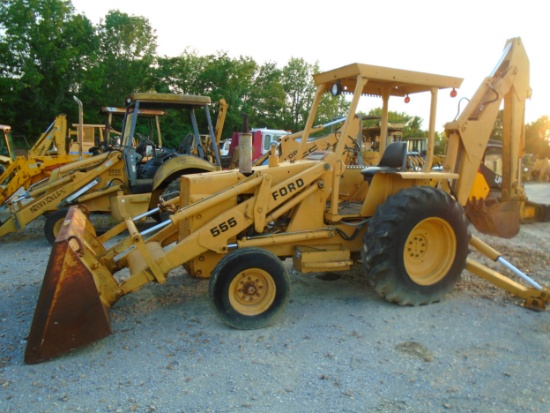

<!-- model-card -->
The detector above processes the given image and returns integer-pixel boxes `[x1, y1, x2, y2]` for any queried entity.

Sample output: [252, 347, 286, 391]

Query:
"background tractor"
[531, 156, 550, 182]
[0, 93, 227, 243]
[0, 97, 126, 213]
[0, 124, 16, 174]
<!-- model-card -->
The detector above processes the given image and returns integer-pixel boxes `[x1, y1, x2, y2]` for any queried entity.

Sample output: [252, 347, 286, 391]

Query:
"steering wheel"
[135, 133, 155, 156]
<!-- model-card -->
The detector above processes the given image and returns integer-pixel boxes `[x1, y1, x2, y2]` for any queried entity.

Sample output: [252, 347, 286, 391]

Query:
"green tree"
[402, 116, 425, 138]
[490, 110, 504, 141]
[525, 115, 550, 158]
[151, 50, 211, 147]
[153, 54, 290, 142]
[154, 49, 205, 95]
[196, 53, 257, 136]
[281, 58, 318, 131]
[315, 87, 350, 127]
[152, 51, 260, 147]
[81, 10, 158, 113]
[248, 62, 286, 130]
[0, 0, 97, 138]
[434, 131, 447, 155]
[363, 108, 414, 125]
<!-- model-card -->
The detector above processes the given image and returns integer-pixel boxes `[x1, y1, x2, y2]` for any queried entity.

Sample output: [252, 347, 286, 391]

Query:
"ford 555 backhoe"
[24, 38, 549, 364]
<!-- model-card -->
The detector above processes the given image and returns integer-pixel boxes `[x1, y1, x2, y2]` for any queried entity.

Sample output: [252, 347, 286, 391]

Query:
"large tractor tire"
[209, 247, 291, 330]
[362, 186, 469, 306]
[156, 178, 181, 222]
[44, 208, 70, 245]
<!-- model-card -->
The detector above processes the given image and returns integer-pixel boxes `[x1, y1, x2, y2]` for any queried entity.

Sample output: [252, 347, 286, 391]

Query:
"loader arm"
[24, 157, 334, 362]
[0, 125, 16, 164]
[0, 151, 123, 238]
[104, 159, 332, 293]
[0, 152, 91, 206]
[214, 99, 228, 147]
[0, 102, 102, 209]
[28, 115, 70, 157]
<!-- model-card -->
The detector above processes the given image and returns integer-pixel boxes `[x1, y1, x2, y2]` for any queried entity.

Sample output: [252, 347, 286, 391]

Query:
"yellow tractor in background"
[1, 115, 86, 207]
[531, 157, 550, 182]
[0, 97, 120, 208]
[0, 93, 227, 243]
[24, 38, 549, 364]
[0, 124, 17, 173]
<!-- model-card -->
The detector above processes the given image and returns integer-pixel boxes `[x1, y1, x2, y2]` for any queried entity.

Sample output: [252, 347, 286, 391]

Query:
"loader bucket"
[25, 208, 112, 364]
[465, 197, 520, 239]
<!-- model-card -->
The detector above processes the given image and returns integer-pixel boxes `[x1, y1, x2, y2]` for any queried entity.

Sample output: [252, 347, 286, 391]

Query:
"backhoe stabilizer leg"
[467, 236, 549, 310]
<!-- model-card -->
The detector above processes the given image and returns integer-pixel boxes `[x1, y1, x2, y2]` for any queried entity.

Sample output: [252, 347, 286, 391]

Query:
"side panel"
[180, 171, 242, 277]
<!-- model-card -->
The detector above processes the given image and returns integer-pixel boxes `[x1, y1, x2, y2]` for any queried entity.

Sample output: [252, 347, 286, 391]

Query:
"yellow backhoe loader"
[0, 93, 227, 243]
[0, 97, 117, 208]
[0, 124, 17, 173]
[0, 114, 83, 207]
[25, 38, 548, 364]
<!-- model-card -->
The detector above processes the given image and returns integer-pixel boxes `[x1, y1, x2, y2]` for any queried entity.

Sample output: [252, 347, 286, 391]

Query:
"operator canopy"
[314, 62, 463, 97]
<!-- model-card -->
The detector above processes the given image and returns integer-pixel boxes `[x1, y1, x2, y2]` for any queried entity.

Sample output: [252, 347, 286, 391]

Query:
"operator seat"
[178, 133, 194, 155]
[361, 141, 408, 183]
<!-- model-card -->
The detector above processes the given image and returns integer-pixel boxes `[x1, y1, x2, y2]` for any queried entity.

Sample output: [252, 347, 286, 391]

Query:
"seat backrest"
[378, 141, 408, 169]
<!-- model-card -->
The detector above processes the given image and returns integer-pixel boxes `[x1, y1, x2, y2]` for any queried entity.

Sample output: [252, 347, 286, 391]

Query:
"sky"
[71, 0, 549, 132]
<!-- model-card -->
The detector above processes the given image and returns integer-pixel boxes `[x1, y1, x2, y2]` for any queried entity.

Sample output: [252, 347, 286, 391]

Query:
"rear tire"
[44, 208, 70, 244]
[209, 248, 290, 330]
[362, 186, 469, 305]
[157, 179, 180, 222]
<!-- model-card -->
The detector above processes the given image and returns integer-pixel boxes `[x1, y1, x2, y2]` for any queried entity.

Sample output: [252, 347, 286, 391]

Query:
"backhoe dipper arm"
[444, 38, 531, 205]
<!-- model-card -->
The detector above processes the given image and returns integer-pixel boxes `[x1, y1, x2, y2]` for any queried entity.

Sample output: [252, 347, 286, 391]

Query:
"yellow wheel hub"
[404, 217, 456, 285]
[52, 218, 65, 240]
[229, 269, 276, 316]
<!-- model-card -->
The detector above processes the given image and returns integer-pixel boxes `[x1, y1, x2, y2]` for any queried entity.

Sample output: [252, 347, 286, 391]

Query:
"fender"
[148, 155, 220, 210]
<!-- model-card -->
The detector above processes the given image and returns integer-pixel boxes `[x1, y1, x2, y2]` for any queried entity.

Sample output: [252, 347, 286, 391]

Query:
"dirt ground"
[0, 184, 549, 412]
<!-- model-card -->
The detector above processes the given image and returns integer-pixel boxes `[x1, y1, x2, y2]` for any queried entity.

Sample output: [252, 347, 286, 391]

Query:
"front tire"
[44, 208, 70, 244]
[209, 248, 291, 330]
[362, 186, 469, 306]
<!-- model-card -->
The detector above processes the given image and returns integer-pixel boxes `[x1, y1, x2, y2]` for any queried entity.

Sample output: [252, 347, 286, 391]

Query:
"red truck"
[226, 128, 290, 162]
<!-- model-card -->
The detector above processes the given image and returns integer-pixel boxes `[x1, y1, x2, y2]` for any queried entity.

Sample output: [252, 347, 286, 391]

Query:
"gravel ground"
[0, 185, 549, 413]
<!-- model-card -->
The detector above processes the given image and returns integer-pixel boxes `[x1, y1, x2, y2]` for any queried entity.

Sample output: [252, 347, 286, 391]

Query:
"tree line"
[0, 0, 351, 149]
[1, 0, 548, 156]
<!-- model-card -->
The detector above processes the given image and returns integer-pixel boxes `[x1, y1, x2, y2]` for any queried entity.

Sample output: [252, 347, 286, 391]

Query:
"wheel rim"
[404, 217, 456, 285]
[228, 269, 276, 316]
[52, 217, 65, 240]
